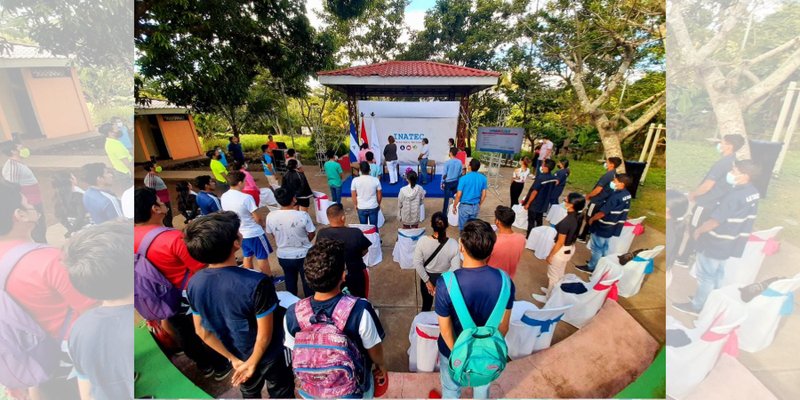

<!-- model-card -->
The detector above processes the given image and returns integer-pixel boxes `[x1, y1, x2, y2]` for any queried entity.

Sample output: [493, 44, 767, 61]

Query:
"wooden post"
[771, 81, 796, 142]
[774, 88, 800, 175]
[641, 123, 663, 184]
[639, 123, 656, 162]
[457, 94, 470, 149]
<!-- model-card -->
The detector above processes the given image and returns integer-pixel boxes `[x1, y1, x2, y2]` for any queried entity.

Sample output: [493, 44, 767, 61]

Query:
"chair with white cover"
[618, 245, 665, 298]
[511, 204, 528, 230]
[525, 225, 556, 260]
[446, 204, 458, 227]
[407, 311, 440, 372]
[666, 290, 747, 399]
[392, 228, 427, 269]
[259, 188, 281, 212]
[312, 191, 331, 225]
[543, 256, 623, 328]
[506, 301, 573, 360]
[607, 216, 646, 254]
[348, 224, 382, 267]
[277, 291, 300, 309]
[546, 203, 567, 226]
[689, 227, 783, 287]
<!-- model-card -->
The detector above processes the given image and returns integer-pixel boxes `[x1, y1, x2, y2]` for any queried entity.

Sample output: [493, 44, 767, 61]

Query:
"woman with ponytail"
[412, 212, 460, 311]
[397, 169, 425, 228]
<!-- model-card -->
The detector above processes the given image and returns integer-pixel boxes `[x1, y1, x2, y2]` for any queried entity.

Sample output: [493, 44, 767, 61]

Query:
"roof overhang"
[135, 108, 191, 116]
[318, 75, 499, 97]
[0, 59, 72, 68]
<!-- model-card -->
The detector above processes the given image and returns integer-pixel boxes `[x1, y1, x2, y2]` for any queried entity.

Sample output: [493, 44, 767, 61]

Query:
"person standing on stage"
[418, 138, 431, 185]
[383, 136, 399, 184]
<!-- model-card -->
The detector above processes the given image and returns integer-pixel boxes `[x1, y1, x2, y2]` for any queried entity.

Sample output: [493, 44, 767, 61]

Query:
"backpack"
[291, 295, 366, 398]
[443, 269, 511, 387]
[0, 243, 68, 388]
[134, 227, 189, 321]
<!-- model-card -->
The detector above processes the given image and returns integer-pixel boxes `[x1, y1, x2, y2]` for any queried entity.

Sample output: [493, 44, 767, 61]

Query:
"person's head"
[1, 141, 19, 158]
[360, 143, 369, 150]
[459, 219, 497, 263]
[51, 171, 73, 194]
[449, 147, 458, 158]
[448, 138, 455, 147]
[431, 212, 449, 243]
[520, 157, 530, 168]
[207, 149, 221, 160]
[469, 158, 480, 172]
[143, 161, 157, 173]
[422, 138, 429, 145]
[195, 175, 215, 192]
[184, 211, 242, 264]
[359, 161, 370, 175]
[176, 181, 190, 194]
[606, 157, 622, 171]
[541, 159, 556, 174]
[82, 162, 113, 188]
[558, 158, 569, 170]
[287, 148, 296, 157]
[226, 170, 246, 188]
[610, 173, 633, 191]
[287, 159, 299, 171]
[405, 170, 418, 188]
[274, 187, 296, 207]
[326, 203, 346, 226]
[388, 136, 395, 144]
[134, 187, 168, 224]
[98, 123, 118, 138]
[63, 222, 133, 300]
[326, 149, 336, 159]
[719, 134, 745, 156]
[261, 144, 269, 153]
[304, 238, 346, 293]
[268, 134, 274, 141]
[366, 151, 374, 162]
[0, 181, 40, 237]
[565, 192, 586, 213]
[494, 206, 515, 229]
[229, 136, 239, 144]
[666, 190, 689, 221]
[729, 159, 759, 186]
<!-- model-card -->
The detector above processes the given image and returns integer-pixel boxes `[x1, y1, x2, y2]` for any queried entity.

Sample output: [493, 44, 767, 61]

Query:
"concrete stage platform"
[341, 174, 446, 198]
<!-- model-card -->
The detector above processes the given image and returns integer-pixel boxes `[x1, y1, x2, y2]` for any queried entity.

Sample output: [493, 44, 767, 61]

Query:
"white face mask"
[603, 162, 608, 169]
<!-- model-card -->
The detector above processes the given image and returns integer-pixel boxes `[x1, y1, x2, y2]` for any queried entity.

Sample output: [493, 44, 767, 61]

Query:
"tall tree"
[135, 0, 334, 136]
[528, 0, 666, 161]
[320, 0, 409, 64]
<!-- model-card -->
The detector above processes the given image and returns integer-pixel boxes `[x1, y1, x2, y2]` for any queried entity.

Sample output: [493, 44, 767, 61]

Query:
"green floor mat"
[134, 326, 212, 399]
[614, 347, 666, 399]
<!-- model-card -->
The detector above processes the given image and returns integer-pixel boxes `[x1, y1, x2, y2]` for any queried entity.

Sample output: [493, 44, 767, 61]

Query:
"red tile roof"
[318, 61, 500, 78]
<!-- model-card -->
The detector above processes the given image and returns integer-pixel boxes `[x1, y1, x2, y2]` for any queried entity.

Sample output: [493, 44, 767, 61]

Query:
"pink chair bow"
[416, 326, 438, 340]
[362, 226, 378, 235]
[748, 234, 780, 256]
[315, 193, 329, 210]
[701, 314, 740, 357]
[593, 271, 619, 301]
[625, 221, 645, 236]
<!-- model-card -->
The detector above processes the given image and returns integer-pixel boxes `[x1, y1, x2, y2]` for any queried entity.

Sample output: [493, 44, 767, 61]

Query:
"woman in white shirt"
[510, 157, 530, 206]
[413, 212, 460, 311]
[397, 170, 425, 228]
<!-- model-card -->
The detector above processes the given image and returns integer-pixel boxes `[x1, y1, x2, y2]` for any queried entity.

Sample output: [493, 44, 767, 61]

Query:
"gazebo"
[317, 61, 500, 149]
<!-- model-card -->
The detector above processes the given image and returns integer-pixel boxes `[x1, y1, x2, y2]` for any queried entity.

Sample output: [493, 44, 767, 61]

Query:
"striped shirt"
[2, 159, 42, 205]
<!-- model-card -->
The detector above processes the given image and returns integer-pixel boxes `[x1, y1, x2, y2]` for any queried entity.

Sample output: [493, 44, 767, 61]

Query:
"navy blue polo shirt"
[591, 188, 632, 238]
[590, 170, 617, 204]
[550, 167, 570, 204]
[196, 191, 221, 215]
[526, 172, 558, 213]
[700, 183, 759, 259]
[695, 154, 736, 208]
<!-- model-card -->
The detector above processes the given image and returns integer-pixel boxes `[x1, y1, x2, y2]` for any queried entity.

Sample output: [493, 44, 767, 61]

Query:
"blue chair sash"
[398, 231, 425, 241]
[520, 313, 564, 334]
[762, 288, 795, 316]
[634, 255, 655, 274]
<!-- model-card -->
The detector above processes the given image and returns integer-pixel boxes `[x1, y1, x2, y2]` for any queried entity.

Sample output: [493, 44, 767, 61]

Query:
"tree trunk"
[700, 66, 751, 159]
[595, 115, 626, 173]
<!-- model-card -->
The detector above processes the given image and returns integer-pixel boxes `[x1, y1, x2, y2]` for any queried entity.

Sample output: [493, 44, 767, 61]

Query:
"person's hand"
[546, 255, 553, 264]
[232, 361, 256, 386]
[693, 229, 702, 240]
[524, 204, 530, 210]
[452, 204, 458, 214]
[373, 363, 388, 380]
[426, 281, 436, 296]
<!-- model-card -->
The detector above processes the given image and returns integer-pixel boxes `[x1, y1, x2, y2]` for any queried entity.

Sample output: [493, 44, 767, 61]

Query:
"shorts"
[242, 234, 272, 260]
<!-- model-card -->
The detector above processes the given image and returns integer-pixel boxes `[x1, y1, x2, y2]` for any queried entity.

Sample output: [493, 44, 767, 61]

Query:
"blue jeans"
[587, 234, 611, 271]
[330, 185, 342, 204]
[442, 180, 459, 214]
[457, 203, 479, 231]
[419, 158, 430, 184]
[439, 354, 489, 399]
[691, 253, 727, 311]
[358, 207, 380, 229]
[278, 257, 312, 297]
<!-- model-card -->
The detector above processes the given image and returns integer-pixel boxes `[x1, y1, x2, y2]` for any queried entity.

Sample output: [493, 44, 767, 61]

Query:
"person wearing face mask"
[522, 159, 558, 237]
[110, 117, 133, 151]
[673, 160, 761, 315]
[207, 149, 230, 195]
[99, 123, 133, 180]
[576, 156, 622, 242]
[576, 174, 633, 274]
[543, 192, 585, 295]
[674, 134, 746, 267]
[2, 141, 46, 243]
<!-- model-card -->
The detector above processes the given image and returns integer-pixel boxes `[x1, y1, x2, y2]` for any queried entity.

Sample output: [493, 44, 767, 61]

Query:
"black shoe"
[671, 302, 699, 317]
[214, 365, 233, 381]
[575, 265, 594, 274]
[200, 367, 214, 379]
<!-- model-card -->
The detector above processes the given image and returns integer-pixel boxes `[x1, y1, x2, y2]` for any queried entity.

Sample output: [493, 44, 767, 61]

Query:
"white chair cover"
[419, 203, 426, 222]
[349, 224, 382, 267]
[607, 216, 647, 255]
[506, 301, 573, 360]
[689, 227, 783, 286]
[312, 191, 331, 225]
[512, 204, 528, 230]
[545, 257, 623, 328]
[377, 209, 386, 228]
[392, 228, 427, 270]
[666, 290, 748, 399]
[618, 245, 665, 298]
[546, 203, 567, 226]
[407, 312, 440, 372]
[259, 188, 281, 212]
[276, 291, 300, 309]
[447, 203, 458, 227]
[525, 225, 556, 260]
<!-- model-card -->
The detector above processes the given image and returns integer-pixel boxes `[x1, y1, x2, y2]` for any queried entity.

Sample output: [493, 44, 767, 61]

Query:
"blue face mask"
[726, 172, 737, 186]
[609, 181, 618, 191]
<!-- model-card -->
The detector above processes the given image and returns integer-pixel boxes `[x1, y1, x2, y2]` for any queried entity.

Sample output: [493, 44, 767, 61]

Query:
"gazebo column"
[456, 93, 470, 150]
[346, 92, 360, 174]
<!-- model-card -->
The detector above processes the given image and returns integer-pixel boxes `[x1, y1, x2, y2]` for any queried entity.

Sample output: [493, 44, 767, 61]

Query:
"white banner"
[476, 127, 525, 154]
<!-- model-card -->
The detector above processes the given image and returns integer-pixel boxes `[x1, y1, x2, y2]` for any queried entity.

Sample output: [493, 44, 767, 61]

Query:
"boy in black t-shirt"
[316, 204, 372, 298]
[184, 212, 293, 399]
[523, 159, 558, 237]
[543, 193, 585, 295]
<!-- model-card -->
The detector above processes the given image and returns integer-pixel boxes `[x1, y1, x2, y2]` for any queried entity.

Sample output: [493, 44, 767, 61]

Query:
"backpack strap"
[137, 226, 172, 258]
[331, 295, 358, 332]
[295, 298, 315, 331]
[0, 243, 48, 289]
[443, 271, 476, 330]
[485, 271, 511, 329]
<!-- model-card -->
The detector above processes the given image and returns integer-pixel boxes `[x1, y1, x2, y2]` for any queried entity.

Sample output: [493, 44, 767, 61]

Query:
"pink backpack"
[291, 295, 365, 398]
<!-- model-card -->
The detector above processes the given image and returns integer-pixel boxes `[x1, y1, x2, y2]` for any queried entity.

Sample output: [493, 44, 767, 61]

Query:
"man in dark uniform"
[673, 160, 760, 315]
[577, 157, 622, 242]
[674, 134, 746, 267]
[549, 159, 571, 205]
[576, 174, 632, 273]
[523, 159, 558, 237]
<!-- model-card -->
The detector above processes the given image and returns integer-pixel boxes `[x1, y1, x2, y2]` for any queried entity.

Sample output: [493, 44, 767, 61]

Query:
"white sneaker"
[532, 293, 547, 303]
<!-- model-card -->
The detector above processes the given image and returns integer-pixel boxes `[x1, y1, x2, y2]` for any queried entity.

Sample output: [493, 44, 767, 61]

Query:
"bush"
[199, 134, 350, 164]
[87, 104, 131, 126]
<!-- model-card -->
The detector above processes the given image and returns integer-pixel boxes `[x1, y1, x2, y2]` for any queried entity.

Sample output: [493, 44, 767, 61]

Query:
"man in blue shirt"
[194, 175, 222, 215]
[452, 159, 488, 231]
[441, 147, 463, 214]
[576, 174, 633, 273]
[81, 163, 123, 224]
[523, 159, 558, 237]
[111, 117, 133, 151]
[577, 157, 622, 242]
[673, 160, 760, 315]
[185, 211, 294, 399]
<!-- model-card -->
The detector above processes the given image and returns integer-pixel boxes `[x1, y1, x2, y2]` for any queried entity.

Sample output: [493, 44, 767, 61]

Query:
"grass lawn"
[667, 140, 800, 240]
[564, 159, 666, 232]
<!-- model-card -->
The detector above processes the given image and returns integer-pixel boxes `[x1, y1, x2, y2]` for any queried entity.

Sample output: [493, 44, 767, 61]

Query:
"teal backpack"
[443, 270, 511, 387]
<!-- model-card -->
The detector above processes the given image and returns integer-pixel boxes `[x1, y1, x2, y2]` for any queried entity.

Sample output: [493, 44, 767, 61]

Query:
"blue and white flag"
[349, 121, 359, 162]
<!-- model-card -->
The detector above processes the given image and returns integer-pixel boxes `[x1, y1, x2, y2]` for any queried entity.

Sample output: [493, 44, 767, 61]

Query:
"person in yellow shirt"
[207, 149, 230, 195]
[100, 123, 133, 191]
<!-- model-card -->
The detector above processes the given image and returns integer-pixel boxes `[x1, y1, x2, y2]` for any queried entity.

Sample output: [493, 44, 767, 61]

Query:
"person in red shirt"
[134, 187, 232, 380]
[266, 134, 279, 151]
[486, 206, 527, 279]
[0, 181, 96, 399]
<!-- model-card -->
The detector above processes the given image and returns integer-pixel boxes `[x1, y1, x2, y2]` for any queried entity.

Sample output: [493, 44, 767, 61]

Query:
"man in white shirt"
[418, 138, 431, 185]
[265, 187, 316, 297]
[351, 161, 383, 230]
[220, 170, 272, 274]
[536, 137, 554, 174]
